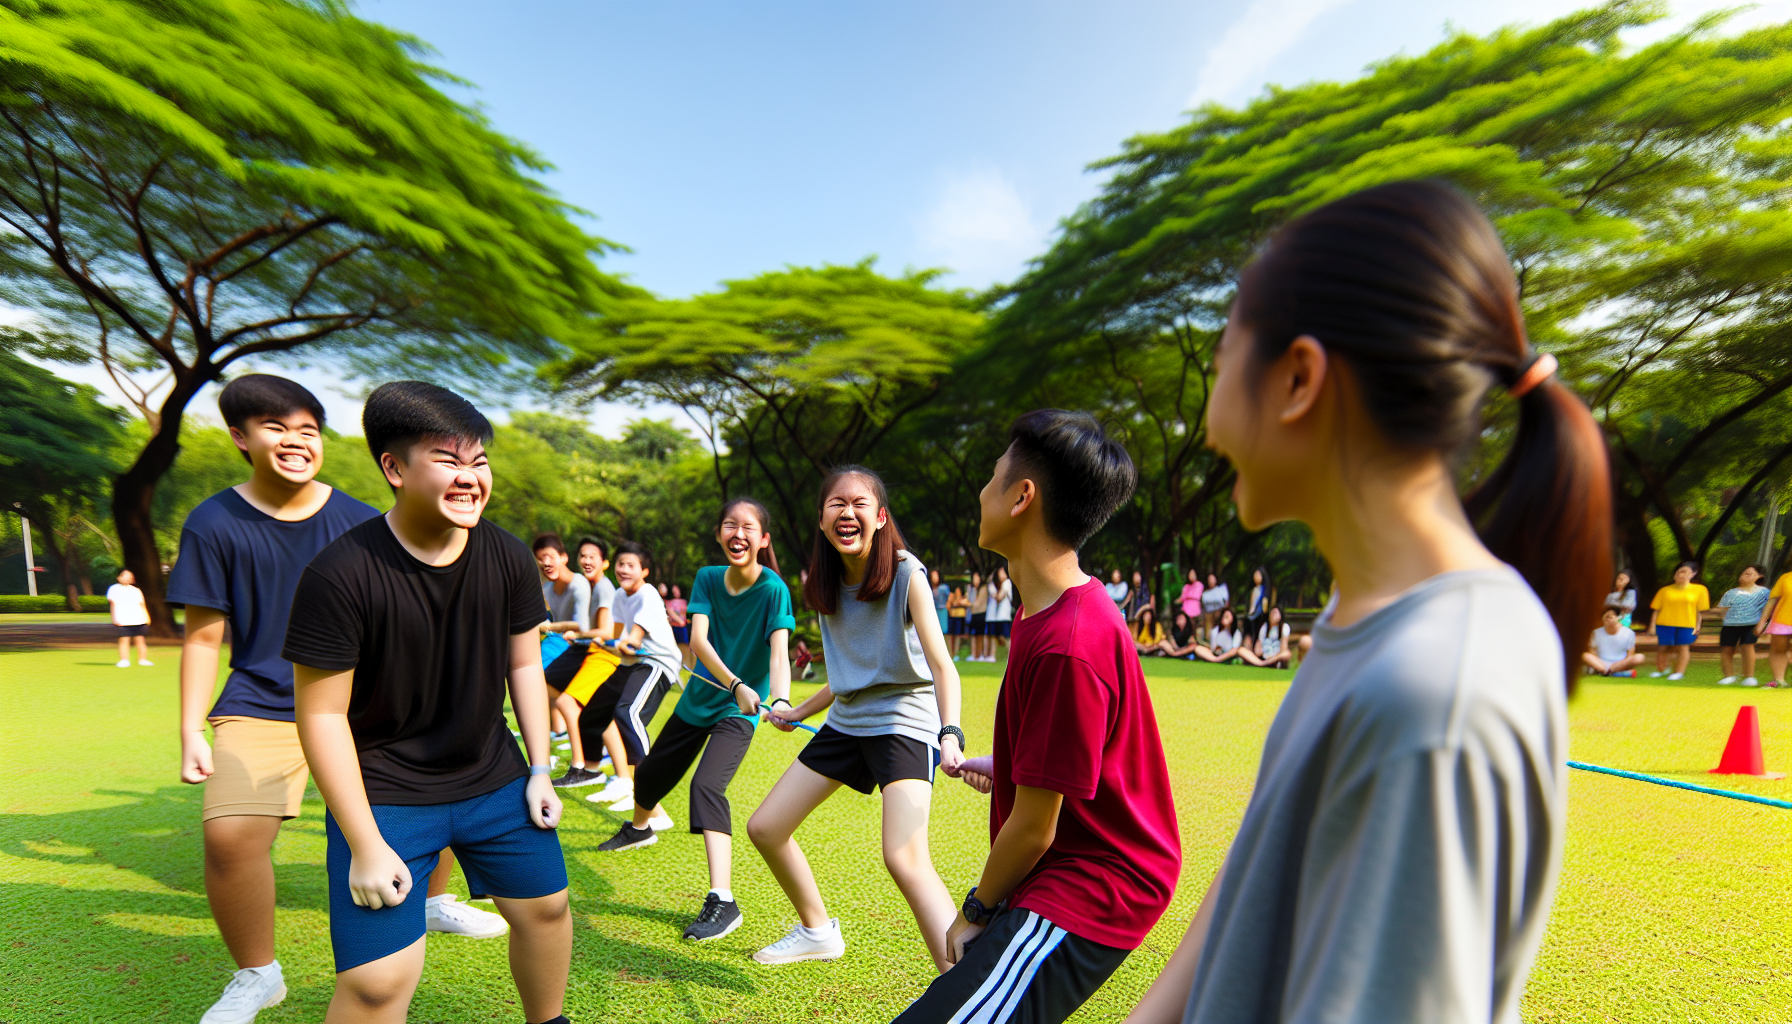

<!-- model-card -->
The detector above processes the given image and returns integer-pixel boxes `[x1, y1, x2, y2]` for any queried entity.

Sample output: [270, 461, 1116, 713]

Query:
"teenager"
[1160, 610, 1201, 658]
[1192, 609, 1243, 664]
[551, 537, 623, 788]
[1133, 606, 1167, 656]
[1178, 569, 1204, 622]
[667, 583, 691, 666]
[169, 376, 500, 1024]
[1123, 569, 1152, 623]
[1583, 605, 1644, 678]
[108, 568, 151, 667]
[931, 569, 951, 638]
[968, 569, 989, 661]
[748, 465, 965, 970]
[947, 584, 969, 659]
[1647, 562, 1709, 681]
[1104, 568, 1129, 611]
[986, 565, 1015, 661]
[1243, 567, 1271, 638]
[284, 381, 573, 1024]
[1715, 565, 1770, 686]
[597, 498, 794, 945]
[893, 409, 1180, 1024]
[1239, 606, 1291, 668]
[534, 534, 591, 687]
[1758, 569, 1792, 688]
[1123, 181, 1604, 1023]
[1606, 570, 1637, 628]
[1199, 573, 1229, 637]
[573, 542, 679, 822]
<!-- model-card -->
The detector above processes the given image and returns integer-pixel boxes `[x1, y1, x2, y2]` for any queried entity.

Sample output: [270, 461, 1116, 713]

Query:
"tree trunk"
[1614, 491, 1658, 629]
[110, 376, 204, 638]
[22, 513, 79, 612]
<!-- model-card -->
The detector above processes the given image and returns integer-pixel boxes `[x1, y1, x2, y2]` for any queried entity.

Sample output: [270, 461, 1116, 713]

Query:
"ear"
[229, 426, 250, 454]
[379, 451, 404, 489]
[1008, 477, 1036, 520]
[1277, 335, 1330, 425]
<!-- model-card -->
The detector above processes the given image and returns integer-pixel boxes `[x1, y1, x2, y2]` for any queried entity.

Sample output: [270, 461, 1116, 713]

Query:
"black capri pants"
[630, 715, 756, 835]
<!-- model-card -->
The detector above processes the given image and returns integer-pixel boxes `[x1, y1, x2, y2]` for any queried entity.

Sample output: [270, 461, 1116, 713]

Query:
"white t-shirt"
[1258, 622, 1291, 657]
[613, 582, 681, 679]
[1211, 627, 1241, 653]
[989, 580, 1014, 622]
[107, 583, 149, 626]
[1203, 582, 1231, 613]
[1105, 579, 1129, 607]
[1590, 625, 1636, 664]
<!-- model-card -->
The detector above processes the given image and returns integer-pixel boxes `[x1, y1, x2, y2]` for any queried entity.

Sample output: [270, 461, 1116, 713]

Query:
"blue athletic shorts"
[1657, 624, 1698, 647]
[325, 775, 566, 972]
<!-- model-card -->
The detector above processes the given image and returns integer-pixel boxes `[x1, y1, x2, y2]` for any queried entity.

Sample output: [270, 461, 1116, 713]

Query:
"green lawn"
[1, 646, 1787, 1022]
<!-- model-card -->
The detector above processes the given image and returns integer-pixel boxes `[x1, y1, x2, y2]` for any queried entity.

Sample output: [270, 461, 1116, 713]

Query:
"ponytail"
[1237, 180, 1612, 691]
[717, 497, 780, 574]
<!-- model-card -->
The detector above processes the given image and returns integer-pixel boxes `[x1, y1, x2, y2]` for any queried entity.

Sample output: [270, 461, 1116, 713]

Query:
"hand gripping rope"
[1567, 761, 1792, 810]
[593, 638, 821, 735]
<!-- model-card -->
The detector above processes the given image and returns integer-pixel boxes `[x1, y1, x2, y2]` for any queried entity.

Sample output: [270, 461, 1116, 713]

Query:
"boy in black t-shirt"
[284, 382, 573, 1024]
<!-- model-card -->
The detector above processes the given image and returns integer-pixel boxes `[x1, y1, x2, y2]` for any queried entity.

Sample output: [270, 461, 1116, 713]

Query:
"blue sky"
[28, 0, 1789, 433]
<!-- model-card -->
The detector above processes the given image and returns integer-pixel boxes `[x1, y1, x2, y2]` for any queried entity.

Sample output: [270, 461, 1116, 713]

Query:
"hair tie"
[1508, 351, 1556, 398]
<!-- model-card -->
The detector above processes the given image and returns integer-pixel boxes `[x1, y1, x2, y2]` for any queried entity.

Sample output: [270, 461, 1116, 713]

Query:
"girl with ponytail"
[1126, 180, 1610, 1024]
[594, 497, 795, 945]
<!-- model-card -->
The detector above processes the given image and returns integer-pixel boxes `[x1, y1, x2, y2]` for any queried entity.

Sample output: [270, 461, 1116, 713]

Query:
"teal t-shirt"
[676, 564, 797, 728]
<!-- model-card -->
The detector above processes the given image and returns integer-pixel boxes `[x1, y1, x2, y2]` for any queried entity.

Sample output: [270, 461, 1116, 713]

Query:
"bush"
[0, 595, 108, 614]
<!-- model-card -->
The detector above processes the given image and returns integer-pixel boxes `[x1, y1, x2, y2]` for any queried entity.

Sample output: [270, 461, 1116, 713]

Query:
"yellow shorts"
[202, 716, 310, 821]
[565, 645, 622, 705]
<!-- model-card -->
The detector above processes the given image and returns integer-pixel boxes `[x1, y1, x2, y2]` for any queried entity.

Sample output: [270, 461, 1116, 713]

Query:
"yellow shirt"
[1772, 575, 1792, 626]
[1650, 583, 1710, 629]
[1134, 622, 1165, 645]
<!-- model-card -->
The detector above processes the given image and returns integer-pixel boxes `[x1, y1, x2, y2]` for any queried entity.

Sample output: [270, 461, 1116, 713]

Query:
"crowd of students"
[161, 182, 1603, 1024]
[1584, 562, 1792, 686]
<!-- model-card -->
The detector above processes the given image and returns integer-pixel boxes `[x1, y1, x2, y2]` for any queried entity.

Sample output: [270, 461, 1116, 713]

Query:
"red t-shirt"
[993, 576, 1182, 949]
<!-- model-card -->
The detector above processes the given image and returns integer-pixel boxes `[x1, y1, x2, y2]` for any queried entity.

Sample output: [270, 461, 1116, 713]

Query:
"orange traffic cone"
[1710, 706, 1785, 779]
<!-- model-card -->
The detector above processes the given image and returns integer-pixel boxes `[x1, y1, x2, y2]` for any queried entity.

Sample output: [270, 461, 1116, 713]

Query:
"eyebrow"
[430, 448, 487, 460]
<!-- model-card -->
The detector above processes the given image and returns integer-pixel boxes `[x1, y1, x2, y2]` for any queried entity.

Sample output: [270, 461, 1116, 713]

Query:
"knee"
[511, 890, 570, 930]
[882, 842, 927, 879]
[337, 967, 412, 1012]
[746, 812, 782, 851]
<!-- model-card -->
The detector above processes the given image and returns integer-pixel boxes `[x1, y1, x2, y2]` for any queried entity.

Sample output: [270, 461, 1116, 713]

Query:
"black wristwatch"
[962, 886, 1000, 925]
[938, 725, 966, 752]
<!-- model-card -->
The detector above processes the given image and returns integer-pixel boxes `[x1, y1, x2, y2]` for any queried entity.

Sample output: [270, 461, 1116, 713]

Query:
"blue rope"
[1567, 760, 1792, 810]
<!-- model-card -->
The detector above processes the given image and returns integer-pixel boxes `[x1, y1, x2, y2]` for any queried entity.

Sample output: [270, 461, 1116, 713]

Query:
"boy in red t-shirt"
[892, 409, 1181, 1024]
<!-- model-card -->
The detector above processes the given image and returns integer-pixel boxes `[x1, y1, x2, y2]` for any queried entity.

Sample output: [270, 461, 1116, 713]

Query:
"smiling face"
[535, 545, 569, 581]
[577, 543, 608, 579]
[381, 436, 490, 530]
[1674, 565, 1695, 585]
[614, 551, 648, 592]
[117, 570, 135, 587]
[717, 504, 769, 569]
[818, 473, 885, 560]
[1740, 566, 1761, 587]
[232, 410, 323, 486]
[1613, 572, 1631, 592]
[1602, 608, 1620, 631]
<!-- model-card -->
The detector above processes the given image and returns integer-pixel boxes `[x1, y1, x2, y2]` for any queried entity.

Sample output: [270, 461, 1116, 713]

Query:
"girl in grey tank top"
[751, 466, 967, 972]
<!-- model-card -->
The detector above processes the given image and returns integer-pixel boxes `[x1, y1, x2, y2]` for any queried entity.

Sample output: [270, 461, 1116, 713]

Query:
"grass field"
[1, 644, 1788, 1022]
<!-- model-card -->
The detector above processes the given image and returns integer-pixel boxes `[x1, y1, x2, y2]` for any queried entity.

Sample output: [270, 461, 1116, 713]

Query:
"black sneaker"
[682, 893, 742, 941]
[552, 766, 605, 789]
[596, 822, 658, 852]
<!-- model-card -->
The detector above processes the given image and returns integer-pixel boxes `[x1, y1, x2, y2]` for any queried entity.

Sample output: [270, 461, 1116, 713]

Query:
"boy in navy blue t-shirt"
[168, 376, 503, 1024]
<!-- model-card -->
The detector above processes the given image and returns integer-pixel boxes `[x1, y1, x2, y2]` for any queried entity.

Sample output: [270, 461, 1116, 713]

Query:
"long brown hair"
[1235, 179, 1611, 690]
[717, 497, 780, 574]
[802, 465, 907, 615]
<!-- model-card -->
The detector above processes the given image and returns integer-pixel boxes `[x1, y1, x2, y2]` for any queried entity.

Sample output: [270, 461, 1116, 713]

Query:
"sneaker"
[199, 964, 287, 1023]
[554, 742, 571, 752]
[597, 822, 658, 852]
[753, 918, 845, 964]
[1742, 677, 1760, 687]
[683, 893, 743, 941]
[116, 659, 131, 668]
[1667, 672, 1685, 681]
[552, 765, 606, 789]
[589, 775, 632, 804]
[551, 730, 569, 741]
[607, 792, 639, 811]
[1649, 671, 1666, 678]
[138, 659, 153, 666]
[646, 811, 675, 831]
[1718, 675, 1738, 686]
[425, 894, 508, 938]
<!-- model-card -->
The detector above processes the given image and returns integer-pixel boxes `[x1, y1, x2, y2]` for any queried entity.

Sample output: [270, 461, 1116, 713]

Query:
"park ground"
[1, 633, 1788, 1023]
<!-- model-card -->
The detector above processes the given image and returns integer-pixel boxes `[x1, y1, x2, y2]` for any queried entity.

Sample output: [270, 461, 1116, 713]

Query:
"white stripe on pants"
[621, 662, 674, 761]
[947, 911, 1068, 1024]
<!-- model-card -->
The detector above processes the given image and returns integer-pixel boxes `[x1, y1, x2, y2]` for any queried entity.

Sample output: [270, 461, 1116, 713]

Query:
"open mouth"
[275, 452, 311, 471]
[833, 522, 861, 543]
[725, 539, 750, 557]
[444, 492, 478, 511]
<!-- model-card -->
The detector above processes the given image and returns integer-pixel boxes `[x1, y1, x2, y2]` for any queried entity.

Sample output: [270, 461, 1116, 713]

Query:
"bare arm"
[1760, 596, 1780, 631]
[295, 662, 412, 910]
[910, 570, 964, 773]
[508, 630, 562, 830]
[178, 606, 227, 784]
[767, 628, 792, 706]
[945, 784, 1062, 962]
[1123, 861, 1229, 1024]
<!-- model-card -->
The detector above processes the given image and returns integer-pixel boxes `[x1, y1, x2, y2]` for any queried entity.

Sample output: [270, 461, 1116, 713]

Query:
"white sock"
[711, 888, 734, 904]
[243, 960, 280, 977]
[797, 921, 832, 940]
[571, 761, 584, 769]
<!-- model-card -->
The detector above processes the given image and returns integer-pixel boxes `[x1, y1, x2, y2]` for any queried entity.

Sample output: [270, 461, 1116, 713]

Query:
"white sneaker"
[1667, 672, 1685, 681]
[425, 894, 509, 938]
[1742, 677, 1760, 687]
[646, 811, 675, 831]
[1718, 675, 1738, 686]
[116, 659, 131, 668]
[1648, 671, 1666, 678]
[587, 776, 632, 803]
[554, 742, 570, 752]
[138, 659, 154, 666]
[199, 964, 286, 1023]
[607, 792, 638, 811]
[753, 918, 846, 964]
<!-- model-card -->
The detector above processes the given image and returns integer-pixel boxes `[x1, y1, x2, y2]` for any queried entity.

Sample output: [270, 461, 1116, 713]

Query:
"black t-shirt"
[282, 516, 544, 805]
[1170, 617, 1198, 648]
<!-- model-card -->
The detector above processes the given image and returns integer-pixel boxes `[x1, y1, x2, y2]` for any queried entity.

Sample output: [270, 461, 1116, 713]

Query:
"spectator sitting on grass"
[1582, 605, 1644, 678]
[1239, 607, 1292, 668]
[1193, 608, 1244, 664]
[1133, 606, 1167, 656]
[1159, 610, 1201, 658]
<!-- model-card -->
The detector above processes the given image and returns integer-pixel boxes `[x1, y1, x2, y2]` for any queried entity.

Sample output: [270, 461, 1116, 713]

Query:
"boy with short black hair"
[893, 408, 1181, 1024]
[284, 381, 573, 1024]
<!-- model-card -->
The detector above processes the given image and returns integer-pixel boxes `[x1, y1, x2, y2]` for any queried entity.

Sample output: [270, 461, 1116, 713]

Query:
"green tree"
[0, 0, 632, 632]
[0, 350, 122, 607]
[554, 261, 984, 559]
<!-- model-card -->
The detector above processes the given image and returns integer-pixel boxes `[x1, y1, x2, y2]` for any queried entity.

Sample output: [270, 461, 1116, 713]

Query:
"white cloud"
[915, 166, 1045, 288]
[1189, 0, 1358, 106]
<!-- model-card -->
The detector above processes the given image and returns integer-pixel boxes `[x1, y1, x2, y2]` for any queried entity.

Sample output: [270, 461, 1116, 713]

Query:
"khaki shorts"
[202, 716, 310, 822]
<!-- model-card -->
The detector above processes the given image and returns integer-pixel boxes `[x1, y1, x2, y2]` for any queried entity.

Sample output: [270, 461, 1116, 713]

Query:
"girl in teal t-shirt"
[593, 497, 794, 943]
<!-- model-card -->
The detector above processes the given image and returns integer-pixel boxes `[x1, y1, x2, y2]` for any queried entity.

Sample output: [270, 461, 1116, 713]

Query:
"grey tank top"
[818, 551, 939, 747]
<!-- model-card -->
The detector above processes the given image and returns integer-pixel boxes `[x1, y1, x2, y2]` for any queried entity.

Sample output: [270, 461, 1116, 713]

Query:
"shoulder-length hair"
[718, 496, 780, 574]
[802, 465, 907, 615]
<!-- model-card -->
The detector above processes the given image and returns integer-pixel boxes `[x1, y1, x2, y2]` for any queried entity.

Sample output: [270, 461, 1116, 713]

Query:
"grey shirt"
[819, 551, 939, 748]
[542, 572, 590, 630]
[1184, 569, 1567, 1024]
[590, 573, 616, 627]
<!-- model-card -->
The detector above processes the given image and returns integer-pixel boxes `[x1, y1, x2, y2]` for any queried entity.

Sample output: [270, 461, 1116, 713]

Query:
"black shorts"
[797, 723, 937, 794]
[543, 641, 589, 692]
[969, 612, 987, 635]
[986, 619, 1011, 639]
[948, 616, 966, 636]
[1721, 624, 1759, 647]
[893, 908, 1130, 1024]
[115, 624, 148, 638]
[671, 623, 690, 644]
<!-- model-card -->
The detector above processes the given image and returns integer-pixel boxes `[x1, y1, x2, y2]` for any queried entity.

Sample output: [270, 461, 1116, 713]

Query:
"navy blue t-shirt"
[166, 487, 381, 721]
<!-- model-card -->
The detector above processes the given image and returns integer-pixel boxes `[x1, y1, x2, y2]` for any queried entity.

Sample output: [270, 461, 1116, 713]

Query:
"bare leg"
[1614, 653, 1647, 674]
[327, 935, 424, 1024]
[203, 814, 283, 968]
[426, 848, 456, 898]
[1720, 645, 1735, 677]
[135, 635, 151, 662]
[117, 636, 129, 663]
[492, 890, 571, 1024]
[1580, 651, 1607, 674]
[551, 707, 566, 735]
[746, 760, 841, 929]
[703, 831, 732, 892]
[1676, 644, 1693, 675]
[554, 692, 585, 766]
[1771, 635, 1789, 684]
[880, 779, 955, 974]
[604, 722, 631, 781]
[1742, 642, 1758, 679]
